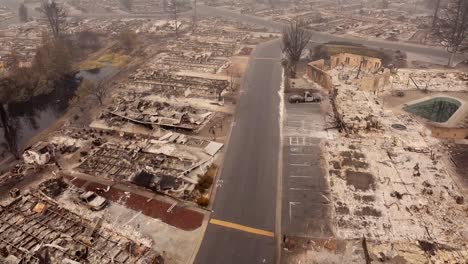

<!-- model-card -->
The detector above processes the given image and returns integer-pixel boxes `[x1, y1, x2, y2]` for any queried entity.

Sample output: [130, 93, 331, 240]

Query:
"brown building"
[306, 59, 333, 90]
[307, 53, 385, 91]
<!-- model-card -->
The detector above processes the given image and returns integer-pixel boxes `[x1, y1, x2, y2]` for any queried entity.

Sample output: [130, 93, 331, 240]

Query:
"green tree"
[32, 33, 74, 84]
[0, 33, 75, 157]
[0, 52, 38, 157]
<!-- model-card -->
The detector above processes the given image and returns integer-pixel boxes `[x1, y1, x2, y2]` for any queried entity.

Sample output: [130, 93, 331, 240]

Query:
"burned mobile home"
[231, 0, 441, 45]
[49, 109, 223, 199]
[129, 70, 230, 100]
[76, 139, 213, 196]
[132, 171, 178, 192]
[103, 96, 215, 132]
[0, 193, 163, 263]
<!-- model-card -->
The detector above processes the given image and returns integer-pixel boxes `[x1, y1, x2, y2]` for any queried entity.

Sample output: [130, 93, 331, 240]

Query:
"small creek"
[1, 65, 118, 154]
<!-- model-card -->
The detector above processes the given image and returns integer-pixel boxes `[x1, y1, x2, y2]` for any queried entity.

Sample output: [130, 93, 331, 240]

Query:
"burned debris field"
[0, 0, 276, 262]
[1, 0, 468, 263]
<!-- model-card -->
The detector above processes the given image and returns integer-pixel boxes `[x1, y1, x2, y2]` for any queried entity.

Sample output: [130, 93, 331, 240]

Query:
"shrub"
[195, 164, 217, 194]
[197, 196, 209, 207]
[205, 164, 218, 178]
[196, 173, 213, 194]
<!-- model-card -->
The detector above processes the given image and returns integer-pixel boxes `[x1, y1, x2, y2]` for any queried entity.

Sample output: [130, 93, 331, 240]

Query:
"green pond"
[403, 97, 461, 123]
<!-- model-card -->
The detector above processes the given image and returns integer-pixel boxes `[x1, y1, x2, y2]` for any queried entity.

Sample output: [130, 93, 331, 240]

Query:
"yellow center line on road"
[209, 218, 275, 238]
[254, 57, 280, 61]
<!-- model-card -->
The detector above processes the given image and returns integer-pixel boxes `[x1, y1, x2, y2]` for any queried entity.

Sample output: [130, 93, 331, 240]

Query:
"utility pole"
[175, 1, 178, 38]
[169, 0, 179, 38]
[192, 0, 197, 33]
[432, 0, 441, 28]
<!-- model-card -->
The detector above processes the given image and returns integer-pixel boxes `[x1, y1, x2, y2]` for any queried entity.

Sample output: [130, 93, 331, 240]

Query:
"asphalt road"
[194, 40, 283, 264]
[198, 5, 468, 65]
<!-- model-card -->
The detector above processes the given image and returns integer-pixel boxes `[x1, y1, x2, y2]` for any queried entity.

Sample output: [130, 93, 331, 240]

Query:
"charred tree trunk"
[290, 63, 297, 78]
[448, 51, 456, 67]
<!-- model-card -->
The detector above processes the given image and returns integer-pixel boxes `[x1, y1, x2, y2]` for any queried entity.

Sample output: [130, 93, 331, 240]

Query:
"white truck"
[288, 91, 322, 103]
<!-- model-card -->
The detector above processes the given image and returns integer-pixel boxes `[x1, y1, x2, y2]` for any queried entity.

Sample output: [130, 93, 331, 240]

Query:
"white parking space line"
[288, 136, 321, 146]
[289, 202, 301, 222]
[289, 136, 308, 146]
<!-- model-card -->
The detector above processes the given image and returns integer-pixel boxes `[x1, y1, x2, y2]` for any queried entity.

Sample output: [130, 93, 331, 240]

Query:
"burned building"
[0, 193, 163, 263]
[107, 97, 214, 132]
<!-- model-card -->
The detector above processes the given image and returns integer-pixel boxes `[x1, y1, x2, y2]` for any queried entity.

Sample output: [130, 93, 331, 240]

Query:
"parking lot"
[281, 99, 334, 238]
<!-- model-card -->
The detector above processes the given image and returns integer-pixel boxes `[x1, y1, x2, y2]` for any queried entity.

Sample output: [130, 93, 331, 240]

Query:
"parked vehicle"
[77, 191, 108, 211]
[289, 91, 322, 103]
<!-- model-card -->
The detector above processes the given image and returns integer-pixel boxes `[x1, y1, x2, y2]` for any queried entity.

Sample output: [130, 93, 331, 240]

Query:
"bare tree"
[433, 0, 468, 66]
[168, 0, 181, 38]
[432, 0, 442, 28]
[93, 79, 111, 105]
[39, 0, 67, 39]
[281, 19, 312, 77]
[74, 78, 111, 106]
[18, 3, 28, 22]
